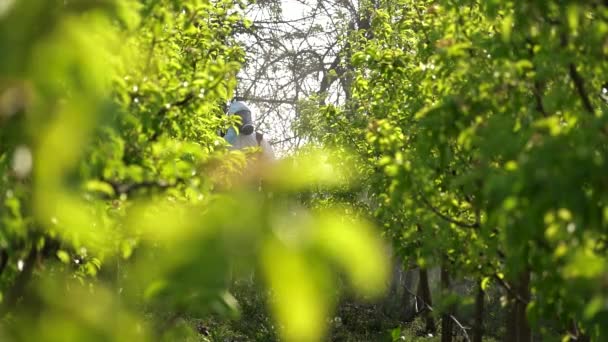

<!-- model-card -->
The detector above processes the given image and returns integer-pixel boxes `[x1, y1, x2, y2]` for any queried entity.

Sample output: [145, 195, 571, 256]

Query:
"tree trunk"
[440, 265, 453, 342]
[402, 267, 420, 321]
[505, 270, 531, 342]
[418, 267, 436, 334]
[384, 261, 404, 319]
[0, 245, 37, 316]
[570, 319, 590, 342]
[473, 279, 485, 342]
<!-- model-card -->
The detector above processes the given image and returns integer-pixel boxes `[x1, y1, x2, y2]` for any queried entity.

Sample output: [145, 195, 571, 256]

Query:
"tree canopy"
[1, 0, 608, 341]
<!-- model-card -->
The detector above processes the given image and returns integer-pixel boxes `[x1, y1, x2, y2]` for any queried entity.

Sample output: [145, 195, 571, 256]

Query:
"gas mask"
[235, 110, 254, 135]
[227, 101, 255, 136]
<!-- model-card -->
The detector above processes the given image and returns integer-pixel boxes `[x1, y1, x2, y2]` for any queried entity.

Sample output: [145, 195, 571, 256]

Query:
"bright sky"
[237, 0, 350, 154]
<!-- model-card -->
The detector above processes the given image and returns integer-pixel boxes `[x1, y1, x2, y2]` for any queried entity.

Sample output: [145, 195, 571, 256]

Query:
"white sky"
[236, 0, 348, 155]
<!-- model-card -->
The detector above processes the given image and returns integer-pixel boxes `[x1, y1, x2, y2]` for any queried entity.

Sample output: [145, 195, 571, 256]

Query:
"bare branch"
[403, 283, 471, 342]
[493, 274, 530, 305]
[236, 96, 297, 105]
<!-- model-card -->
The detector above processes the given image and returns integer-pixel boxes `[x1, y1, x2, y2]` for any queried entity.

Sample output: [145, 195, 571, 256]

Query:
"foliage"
[0, 1, 388, 341]
[301, 0, 608, 340]
[4, 0, 608, 340]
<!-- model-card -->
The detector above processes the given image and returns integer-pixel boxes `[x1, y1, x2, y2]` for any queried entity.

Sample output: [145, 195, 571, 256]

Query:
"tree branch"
[569, 63, 594, 114]
[403, 284, 471, 342]
[150, 92, 195, 141]
[156, 92, 195, 117]
[0, 250, 8, 277]
[418, 192, 480, 229]
[493, 274, 529, 305]
[103, 177, 186, 197]
[234, 96, 297, 105]
[556, 25, 595, 115]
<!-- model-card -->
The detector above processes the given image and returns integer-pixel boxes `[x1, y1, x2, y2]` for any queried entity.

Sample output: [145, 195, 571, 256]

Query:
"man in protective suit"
[224, 100, 275, 161]
[222, 101, 274, 285]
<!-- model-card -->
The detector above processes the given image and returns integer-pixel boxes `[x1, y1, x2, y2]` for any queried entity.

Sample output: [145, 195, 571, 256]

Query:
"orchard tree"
[233, 0, 374, 153]
[0, 1, 388, 341]
[301, 0, 608, 341]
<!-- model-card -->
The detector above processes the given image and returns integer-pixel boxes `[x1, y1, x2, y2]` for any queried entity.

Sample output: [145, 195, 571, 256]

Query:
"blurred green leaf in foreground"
[0, 1, 389, 341]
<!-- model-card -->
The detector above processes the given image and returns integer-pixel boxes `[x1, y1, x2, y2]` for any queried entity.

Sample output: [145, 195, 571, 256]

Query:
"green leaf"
[56, 250, 70, 264]
[261, 238, 330, 342]
[481, 277, 491, 291]
[501, 15, 513, 42]
[84, 180, 115, 197]
[313, 212, 389, 297]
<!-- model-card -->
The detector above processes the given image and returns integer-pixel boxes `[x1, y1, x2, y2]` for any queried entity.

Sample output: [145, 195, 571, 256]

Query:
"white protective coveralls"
[225, 101, 275, 161]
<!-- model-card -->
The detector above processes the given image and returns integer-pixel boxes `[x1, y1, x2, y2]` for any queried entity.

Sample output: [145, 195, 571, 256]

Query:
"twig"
[252, 15, 316, 25]
[493, 274, 529, 305]
[270, 136, 297, 146]
[533, 80, 548, 118]
[418, 192, 480, 229]
[150, 92, 195, 141]
[568, 63, 594, 114]
[403, 284, 471, 342]
[557, 25, 594, 115]
[236, 96, 297, 105]
[0, 250, 8, 277]
[102, 177, 186, 197]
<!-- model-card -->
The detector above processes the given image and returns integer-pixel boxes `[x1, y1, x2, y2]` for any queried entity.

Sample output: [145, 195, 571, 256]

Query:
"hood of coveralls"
[227, 101, 255, 136]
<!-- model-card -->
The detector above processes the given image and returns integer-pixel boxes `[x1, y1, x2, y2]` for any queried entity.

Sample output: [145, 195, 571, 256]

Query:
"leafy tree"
[301, 0, 608, 341]
[0, 1, 388, 341]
